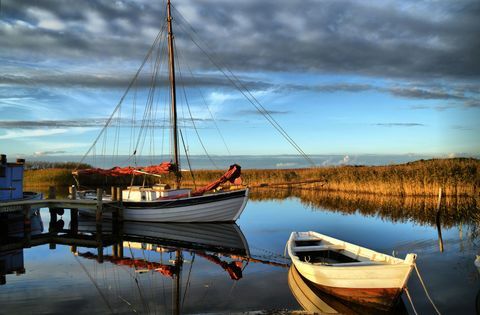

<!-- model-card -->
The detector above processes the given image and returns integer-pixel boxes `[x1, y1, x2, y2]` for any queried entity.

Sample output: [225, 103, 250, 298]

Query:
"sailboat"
[73, 0, 248, 222]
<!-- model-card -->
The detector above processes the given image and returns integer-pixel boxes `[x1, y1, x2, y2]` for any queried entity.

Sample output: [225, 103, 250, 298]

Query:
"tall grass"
[24, 158, 479, 197]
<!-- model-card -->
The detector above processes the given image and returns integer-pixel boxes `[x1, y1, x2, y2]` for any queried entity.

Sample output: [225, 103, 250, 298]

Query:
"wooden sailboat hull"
[79, 188, 249, 223]
[287, 231, 416, 310]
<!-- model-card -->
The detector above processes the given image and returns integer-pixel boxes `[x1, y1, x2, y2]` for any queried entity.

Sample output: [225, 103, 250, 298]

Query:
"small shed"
[0, 154, 25, 201]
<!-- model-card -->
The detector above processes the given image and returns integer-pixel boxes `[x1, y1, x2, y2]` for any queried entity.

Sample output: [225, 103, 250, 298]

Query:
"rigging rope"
[414, 263, 442, 315]
[178, 47, 232, 156]
[180, 129, 197, 189]
[175, 39, 219, 170]
[404, 287, 419, 315]
[172, 6, 315, 167]
[76, 23, 166, 169]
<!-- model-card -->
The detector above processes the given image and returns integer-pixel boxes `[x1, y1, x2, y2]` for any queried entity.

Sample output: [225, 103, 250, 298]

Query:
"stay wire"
[179, 129, 197, 189]
[177, 45, 232, 156]
[174, 39, 219, 169]
[173, 6, 315, 167]
[76, 23, 166, 169]
[134, 22, 167, 159]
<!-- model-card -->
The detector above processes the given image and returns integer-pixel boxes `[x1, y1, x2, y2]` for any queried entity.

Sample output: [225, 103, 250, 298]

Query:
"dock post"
[436, 187, 444, 252]
[111, 186, 117, 201]
[0, 260, 5, 285]
[48, 196, 58, 250]
[48, 186, 56, 200]
[23, 205, 31, 248]
[117, 187, 123, 222]
[69, 186, 78, 253]
[95, 188, 104, 263]
[96, 188, 103, 225]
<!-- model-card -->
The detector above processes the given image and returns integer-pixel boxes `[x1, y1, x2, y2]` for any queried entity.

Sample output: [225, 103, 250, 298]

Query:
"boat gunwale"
[288, 231, 414, 267]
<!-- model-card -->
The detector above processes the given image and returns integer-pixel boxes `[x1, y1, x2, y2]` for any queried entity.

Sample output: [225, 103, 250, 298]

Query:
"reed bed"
[24, 158, 479, 197]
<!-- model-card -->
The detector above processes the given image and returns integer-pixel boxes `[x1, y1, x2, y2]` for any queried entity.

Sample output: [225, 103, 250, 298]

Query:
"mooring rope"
[404, 287, 419, 315]
[414, 263, 442, 315]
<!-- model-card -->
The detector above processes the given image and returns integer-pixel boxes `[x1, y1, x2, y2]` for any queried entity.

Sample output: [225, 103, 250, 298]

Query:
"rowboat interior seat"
[292, 235, 361, 264]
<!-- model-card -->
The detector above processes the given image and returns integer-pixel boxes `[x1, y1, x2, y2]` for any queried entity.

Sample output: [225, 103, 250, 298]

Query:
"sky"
[0, 0, 479, 163]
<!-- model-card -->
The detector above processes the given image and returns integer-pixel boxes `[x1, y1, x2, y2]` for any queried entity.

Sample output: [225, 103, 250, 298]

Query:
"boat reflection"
[71, 217, 287, 314]
[75, 216, 253, 282]
[0, 213, 43, 285]
[288, 265, 408, 314]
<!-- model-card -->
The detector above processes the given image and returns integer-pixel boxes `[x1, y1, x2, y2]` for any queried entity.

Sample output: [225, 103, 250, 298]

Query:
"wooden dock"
[0, 186, 123, 224]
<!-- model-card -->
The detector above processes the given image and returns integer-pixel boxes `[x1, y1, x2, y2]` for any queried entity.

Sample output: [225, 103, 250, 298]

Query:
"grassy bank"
[24, 158, 479, 197]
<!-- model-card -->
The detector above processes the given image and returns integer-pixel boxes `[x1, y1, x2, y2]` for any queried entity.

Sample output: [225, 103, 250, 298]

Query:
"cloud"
[0, 128, 68, 139]
[0, 119, 107, 129]
[339, 155, 350, 165]
[387, 87, 466, 100]
[0, 117, 230, 130]
[373, 123, 425, 127]
[237, 109, 290, 116]
[33, 150, 67, 156]
[1, 0, 479, 79]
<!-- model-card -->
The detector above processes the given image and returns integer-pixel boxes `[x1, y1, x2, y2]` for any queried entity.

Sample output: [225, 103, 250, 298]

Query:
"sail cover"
[73, 162, 174, 177]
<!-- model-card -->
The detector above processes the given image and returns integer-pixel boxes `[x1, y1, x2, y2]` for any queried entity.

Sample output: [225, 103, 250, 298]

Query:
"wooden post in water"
[0, 260, 6, 285]
[23, 205, 31, 248]
[96, 188, 104, 263]
[69, 186, 78, 253]
[48, 186, 56, 200]
[435, 187, 444, 252]
[48, 186, 58, 250]
[117, 187, 123, 222]
[115, 186, 124, 258]
[96, 188, 103, 225]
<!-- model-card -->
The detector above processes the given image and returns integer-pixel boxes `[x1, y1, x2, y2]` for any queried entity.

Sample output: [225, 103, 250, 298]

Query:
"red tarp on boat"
[192, 164, 242, 196]
[73, 162, 174, 177]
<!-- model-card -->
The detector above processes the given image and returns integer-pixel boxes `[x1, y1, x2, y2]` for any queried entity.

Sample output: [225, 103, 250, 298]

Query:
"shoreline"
[24, 158, 479, 197]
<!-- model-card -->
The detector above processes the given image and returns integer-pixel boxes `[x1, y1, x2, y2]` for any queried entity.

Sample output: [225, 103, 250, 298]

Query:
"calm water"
[1, 192, 479, 314]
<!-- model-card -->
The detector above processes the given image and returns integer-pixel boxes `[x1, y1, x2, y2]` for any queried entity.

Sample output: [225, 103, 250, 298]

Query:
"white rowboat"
[287, 231, 416, 310]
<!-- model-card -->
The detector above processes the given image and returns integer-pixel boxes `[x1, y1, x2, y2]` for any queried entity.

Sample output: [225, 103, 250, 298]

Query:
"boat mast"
[167, 0, 181, 188]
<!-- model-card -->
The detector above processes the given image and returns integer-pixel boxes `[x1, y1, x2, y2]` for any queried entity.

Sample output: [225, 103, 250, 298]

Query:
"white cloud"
[27, 8, 65, 31]
[0, 129, 68, 139]
[339, 155, 350, 165]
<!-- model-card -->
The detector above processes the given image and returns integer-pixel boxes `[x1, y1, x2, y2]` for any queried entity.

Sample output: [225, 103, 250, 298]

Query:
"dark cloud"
[387, 87, 466, 100]
[450, 125, 472, 131]
[0, 117, 229, 129]
[0, 119, 107, 128]
[237, 109, 290, 116]
[1, 0, 479, 79]
[0, 72, 266, 89]
[374, 123, 425, 127]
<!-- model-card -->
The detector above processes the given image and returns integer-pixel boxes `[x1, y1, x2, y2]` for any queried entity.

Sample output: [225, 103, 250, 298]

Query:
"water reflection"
[0, 213, 43, 285]
[0, 211, 290, 313]
[251, 188, 479, 229]
[288, 265, 408, 314]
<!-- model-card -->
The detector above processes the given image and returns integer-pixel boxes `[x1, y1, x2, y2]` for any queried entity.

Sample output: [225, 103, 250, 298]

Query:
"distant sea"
[19, 154, 477, 170]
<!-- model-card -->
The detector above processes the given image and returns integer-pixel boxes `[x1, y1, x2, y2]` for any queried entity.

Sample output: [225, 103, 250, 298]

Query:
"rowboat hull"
[475, 256, 480, 274]
[288, 231, 416, 310]
[294, 260, 409, 309]
[288, 265, 407, 314]
[79, 188, 249, 222]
